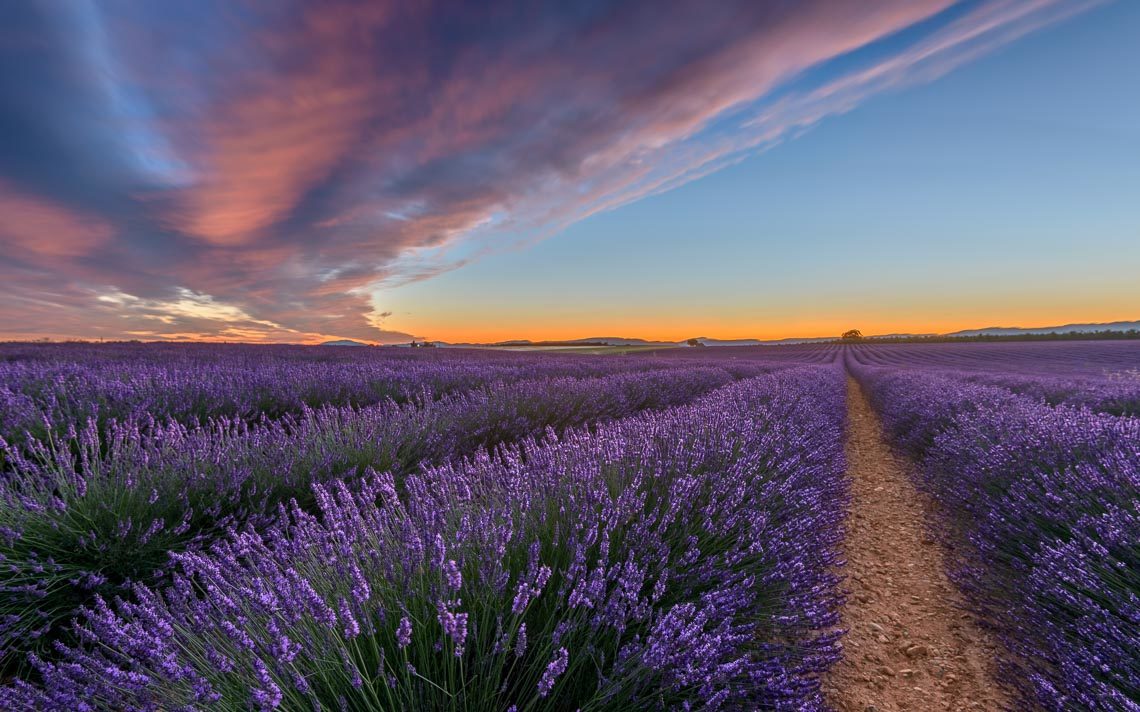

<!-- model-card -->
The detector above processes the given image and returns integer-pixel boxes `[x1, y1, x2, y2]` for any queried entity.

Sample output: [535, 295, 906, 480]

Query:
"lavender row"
[846, 341, 1140, 415]
[849, 359, 1140, 710]
[943, 370, 1140, 417]
[647, 342, 843, 364]
[0, 366, 739, 672]
[3, 365, 848, 711]
[1, 343, 773, 447]
[847, 341, 1140, 377]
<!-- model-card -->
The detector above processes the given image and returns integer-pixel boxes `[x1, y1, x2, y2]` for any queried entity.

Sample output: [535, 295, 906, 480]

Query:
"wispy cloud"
[0, 181, 114, 258]
[0, 0, 1102, 342]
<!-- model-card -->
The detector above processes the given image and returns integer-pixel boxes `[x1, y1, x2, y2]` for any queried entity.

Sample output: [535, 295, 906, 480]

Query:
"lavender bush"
[2, 366, 847, 710]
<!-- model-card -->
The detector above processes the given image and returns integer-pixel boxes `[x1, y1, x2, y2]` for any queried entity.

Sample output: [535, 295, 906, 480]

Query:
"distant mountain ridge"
[942, 320, 1140, 337]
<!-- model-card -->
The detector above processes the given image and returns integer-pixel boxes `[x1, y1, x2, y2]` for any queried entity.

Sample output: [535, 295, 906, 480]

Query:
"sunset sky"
[1, 0, 1136, 344]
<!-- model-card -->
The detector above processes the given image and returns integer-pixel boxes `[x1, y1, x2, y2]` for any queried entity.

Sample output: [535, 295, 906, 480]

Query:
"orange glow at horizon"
[6, 302, 1137, 347]
[381, 305, 1140, 345]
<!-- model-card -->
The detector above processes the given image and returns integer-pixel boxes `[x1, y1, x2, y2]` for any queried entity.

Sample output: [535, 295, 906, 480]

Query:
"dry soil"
[823, 376, 1015, 712]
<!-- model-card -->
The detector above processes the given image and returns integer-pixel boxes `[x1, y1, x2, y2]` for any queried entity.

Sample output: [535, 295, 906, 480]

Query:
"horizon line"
[3, 317, 1138, 347]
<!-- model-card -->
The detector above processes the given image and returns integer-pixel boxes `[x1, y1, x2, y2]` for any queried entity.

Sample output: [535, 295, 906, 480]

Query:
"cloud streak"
[0, 0, 1101, 342]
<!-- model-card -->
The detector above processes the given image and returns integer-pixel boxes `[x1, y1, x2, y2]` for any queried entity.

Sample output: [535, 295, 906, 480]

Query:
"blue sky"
[0, 0, 1134, 343]
[382, 0, 1139, 341]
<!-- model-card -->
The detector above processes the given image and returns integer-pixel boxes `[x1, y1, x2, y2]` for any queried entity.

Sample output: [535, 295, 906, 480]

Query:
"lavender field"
[0, 341, 1137, 710]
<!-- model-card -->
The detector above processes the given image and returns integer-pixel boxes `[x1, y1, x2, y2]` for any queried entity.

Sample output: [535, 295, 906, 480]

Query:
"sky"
[0, 0, 1136, 344]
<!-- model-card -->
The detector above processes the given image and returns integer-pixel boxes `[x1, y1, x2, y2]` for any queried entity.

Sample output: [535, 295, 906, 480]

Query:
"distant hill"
[320, 339, 369, 347]
[463, 336, 676, 348]
[689, 336, 837, 346]
[944, 320, 1140, 337]
[573, 336, 676, 346]
[687, 337, 760, 346]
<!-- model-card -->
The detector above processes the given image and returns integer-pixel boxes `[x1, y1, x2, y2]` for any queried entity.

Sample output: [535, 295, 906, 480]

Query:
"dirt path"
[823, 376, 1013, 712]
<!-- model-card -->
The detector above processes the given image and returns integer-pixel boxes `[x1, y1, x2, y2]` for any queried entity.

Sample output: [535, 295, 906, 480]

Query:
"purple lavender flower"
[251, 660, 282, 710]
[444, 559, 462, 590]
[437, 604, 469, 657]
[396, 616, 412, 649]
[338, 598, 360, 639]
[538, 647, 569, 697]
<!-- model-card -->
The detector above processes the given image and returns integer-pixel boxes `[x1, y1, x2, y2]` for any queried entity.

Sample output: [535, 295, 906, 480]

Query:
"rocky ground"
[823, 377, 1015, 711]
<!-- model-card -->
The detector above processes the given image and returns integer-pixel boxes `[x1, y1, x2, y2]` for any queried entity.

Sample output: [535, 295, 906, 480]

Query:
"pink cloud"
[151, 5, 395, 245]
[0, 182, 114, 258]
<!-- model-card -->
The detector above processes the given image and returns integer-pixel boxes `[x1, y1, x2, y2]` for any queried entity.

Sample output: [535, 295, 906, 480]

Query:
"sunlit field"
[1, 341, 1136, 710]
